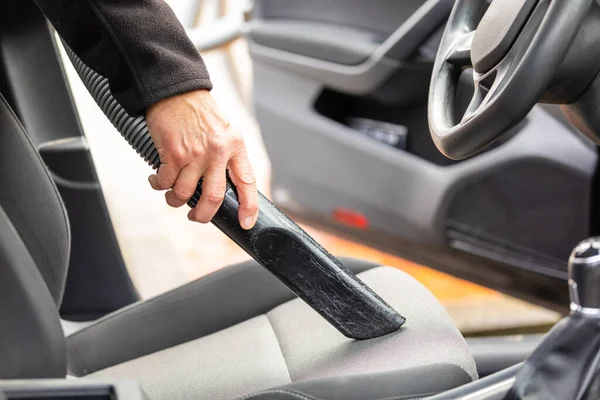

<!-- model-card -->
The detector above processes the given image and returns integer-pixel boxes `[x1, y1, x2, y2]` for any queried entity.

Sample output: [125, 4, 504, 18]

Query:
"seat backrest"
[0, 93, 68, 377]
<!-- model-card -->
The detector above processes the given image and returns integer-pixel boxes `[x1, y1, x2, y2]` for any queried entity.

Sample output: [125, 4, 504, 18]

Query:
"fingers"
[228, 147, 259, 230]
[145, 90, 259, 229]
[150, 149, 259, 229]
[166, 163, 205, 208]
[148, 162, 179, 191]
[188, 165, 227, 223]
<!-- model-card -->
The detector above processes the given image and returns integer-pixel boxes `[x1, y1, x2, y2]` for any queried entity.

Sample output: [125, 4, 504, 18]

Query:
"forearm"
[34, 0, 213, 116]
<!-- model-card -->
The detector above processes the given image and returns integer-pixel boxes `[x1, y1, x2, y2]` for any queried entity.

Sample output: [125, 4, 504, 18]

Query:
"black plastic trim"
[0, 380, 148, 400]
[39, 138, 139, 320]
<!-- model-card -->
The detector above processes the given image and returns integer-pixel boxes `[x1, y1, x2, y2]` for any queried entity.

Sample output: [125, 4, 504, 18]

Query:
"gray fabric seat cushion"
[86, 266, 477, 400]
[66, 258, 378, 376]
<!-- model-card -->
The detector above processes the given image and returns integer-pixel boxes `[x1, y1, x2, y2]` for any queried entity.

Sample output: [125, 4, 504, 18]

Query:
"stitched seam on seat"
[68, 258, 379, 340]
[266, 312, 293, 384]
[237, 388, 316, 400]
[68, 260, 382, 375]
[67, 264, 266, 339]
[236, 388, 431, 400]
[369, 391, 438, 400]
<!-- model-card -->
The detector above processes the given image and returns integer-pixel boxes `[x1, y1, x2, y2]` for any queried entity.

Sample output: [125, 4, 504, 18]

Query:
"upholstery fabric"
[0, 93, 67, 377]
[0, 93, 70, 305]
[89, 316, 291, 400]
[267, 267, 477, 382]
[66, 258, 377, 376]
[87, 267, 477, 400]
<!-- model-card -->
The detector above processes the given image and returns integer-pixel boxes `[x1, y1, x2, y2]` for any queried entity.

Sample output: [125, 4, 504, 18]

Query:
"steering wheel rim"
[428, 0, 592, 160]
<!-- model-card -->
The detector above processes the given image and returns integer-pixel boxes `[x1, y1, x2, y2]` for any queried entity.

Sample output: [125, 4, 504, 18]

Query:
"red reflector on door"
[332, 208, 369, 229]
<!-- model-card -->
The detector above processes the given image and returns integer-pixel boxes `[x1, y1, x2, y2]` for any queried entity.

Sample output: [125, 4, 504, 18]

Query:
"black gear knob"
[568, 237, 600, 311]
[502, 237, 600, 400]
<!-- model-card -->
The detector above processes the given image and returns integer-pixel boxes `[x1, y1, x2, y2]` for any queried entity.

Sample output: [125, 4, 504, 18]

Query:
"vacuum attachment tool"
[62, 42, 405, 339]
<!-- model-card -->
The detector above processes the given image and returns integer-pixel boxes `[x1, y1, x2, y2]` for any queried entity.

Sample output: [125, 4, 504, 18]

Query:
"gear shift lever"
[569, 238, 600, 312]
[504, 237, 600, 400]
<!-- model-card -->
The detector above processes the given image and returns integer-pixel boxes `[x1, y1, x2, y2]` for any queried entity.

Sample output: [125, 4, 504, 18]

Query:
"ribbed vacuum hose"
[64, 46, 161, 169]
[63, 41, 208, 206]
[61, 40, 405, 340]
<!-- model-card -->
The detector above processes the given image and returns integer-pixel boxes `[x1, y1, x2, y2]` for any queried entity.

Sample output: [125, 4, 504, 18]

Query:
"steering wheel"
[428, 0, 593, 160]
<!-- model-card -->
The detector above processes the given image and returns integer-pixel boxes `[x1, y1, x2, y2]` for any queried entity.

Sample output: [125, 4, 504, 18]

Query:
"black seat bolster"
[67, 257, 379, 376]
[0, 94, 70, 305]
[0, 206, 67, 378]
[238, 364, 472, 400]
[0, 93, 68, 378]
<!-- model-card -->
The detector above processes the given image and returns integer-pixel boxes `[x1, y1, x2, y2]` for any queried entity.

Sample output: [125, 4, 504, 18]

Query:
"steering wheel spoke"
[447, 31, 475, 67]
[460, 83, 485, 124]
[461, 66, 502, 124]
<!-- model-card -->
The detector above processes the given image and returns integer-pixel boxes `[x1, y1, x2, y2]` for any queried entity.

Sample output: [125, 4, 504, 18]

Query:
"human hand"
[146, 89, 258, 230]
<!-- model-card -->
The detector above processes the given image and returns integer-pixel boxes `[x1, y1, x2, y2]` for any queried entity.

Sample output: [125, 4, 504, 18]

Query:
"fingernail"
[187, 210, 193, 221]
[242, 216, 254, 230]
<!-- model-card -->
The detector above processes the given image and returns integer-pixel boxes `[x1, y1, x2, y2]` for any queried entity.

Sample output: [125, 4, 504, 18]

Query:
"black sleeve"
[34, 0, 213, 116]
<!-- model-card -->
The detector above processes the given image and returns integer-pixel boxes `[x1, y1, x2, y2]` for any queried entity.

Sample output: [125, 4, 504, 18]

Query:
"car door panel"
[254, 0, 432, 37]
[249, 0, 596, 310]
[247, 0, 451, 94]
[247, 20, 380, 66]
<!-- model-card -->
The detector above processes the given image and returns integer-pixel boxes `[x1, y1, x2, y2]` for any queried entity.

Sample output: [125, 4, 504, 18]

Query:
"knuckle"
[191, 146, 205, 158]
[169, 146, 187, 164]
[238, 172, 256, 187]
[205, 190, 225, 205]
[156, 175, 172, 189]
[230, 133, 244, 148]
[245, 202, 259, 215]
[173, 187, 194, 200]
[208, 136, 226, 156]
